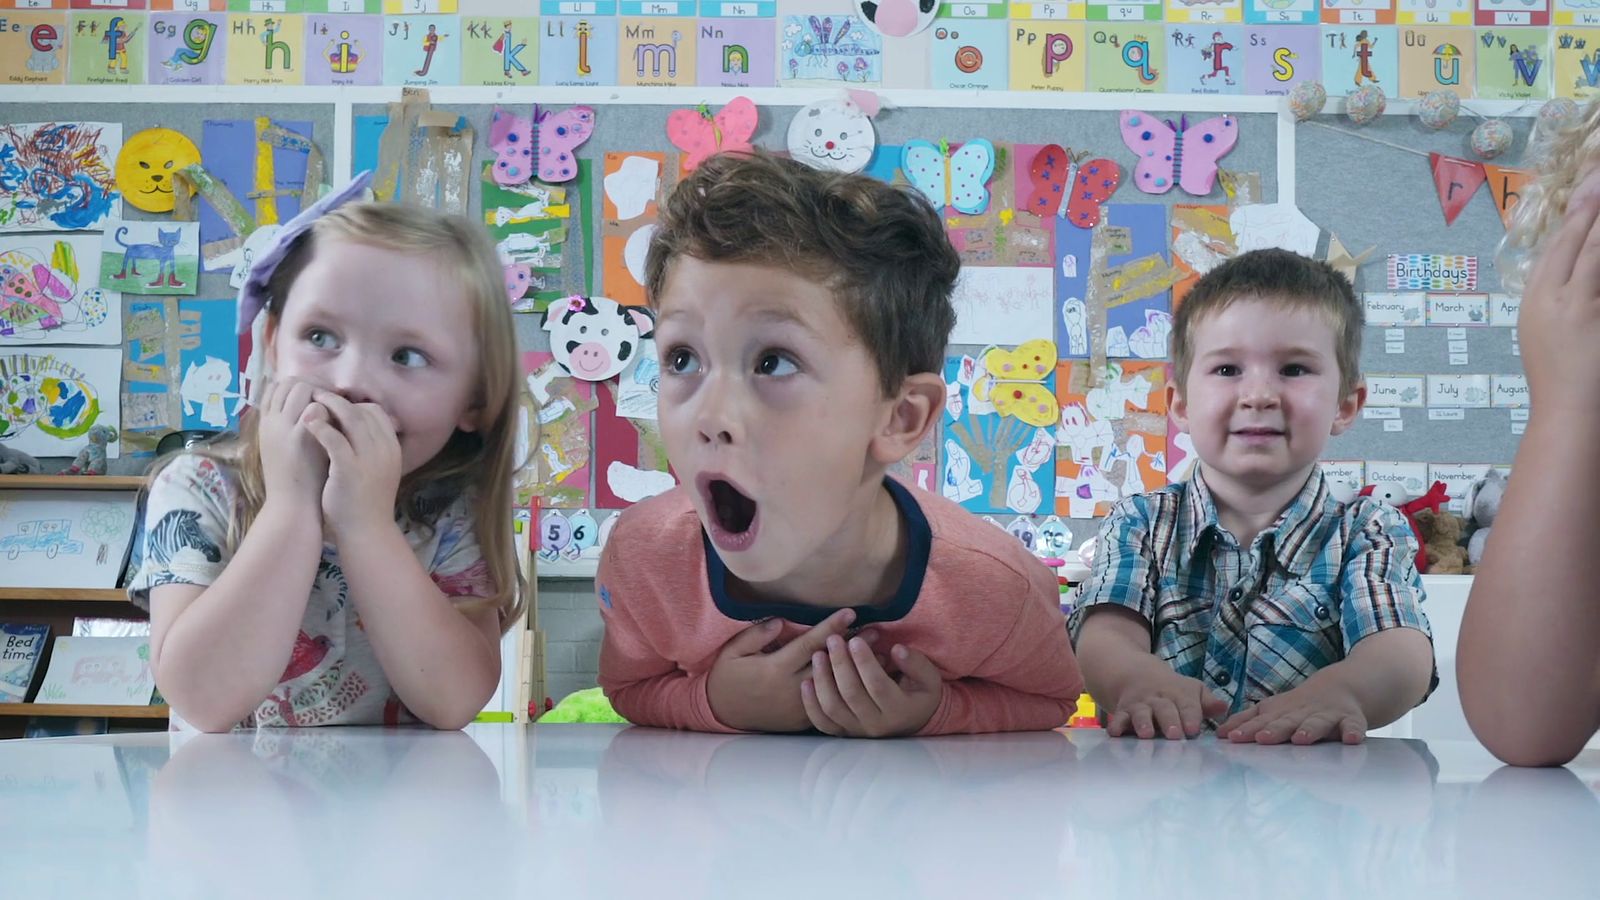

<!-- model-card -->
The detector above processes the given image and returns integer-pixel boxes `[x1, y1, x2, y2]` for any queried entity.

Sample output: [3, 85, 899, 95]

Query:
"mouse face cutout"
[786, 98, 876, 174]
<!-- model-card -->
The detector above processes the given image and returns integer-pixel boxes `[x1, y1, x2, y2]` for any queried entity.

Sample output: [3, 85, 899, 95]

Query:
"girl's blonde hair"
[149, 202, 529, 630]
[1499, 100, 1600, 292]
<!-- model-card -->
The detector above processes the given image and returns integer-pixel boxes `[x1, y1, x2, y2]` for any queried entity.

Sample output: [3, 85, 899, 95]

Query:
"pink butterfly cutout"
[488, 104, 595, 187]
[536, 105, 595, 184]
[1119, 111, 1237, 197]
[667, 97, 758, 171]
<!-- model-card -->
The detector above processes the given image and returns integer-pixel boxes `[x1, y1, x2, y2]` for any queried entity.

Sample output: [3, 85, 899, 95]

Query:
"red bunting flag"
[1430, 153, 1488, 227]
[1482, 163, 1535, 230]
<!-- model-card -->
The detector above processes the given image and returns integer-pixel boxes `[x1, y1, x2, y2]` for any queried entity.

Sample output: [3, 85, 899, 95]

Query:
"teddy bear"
[1413, 508, 1470, 575]
[1465, 469, 1507, 570]
[63, 425, 118, 476]
[0, 445, 43, 475]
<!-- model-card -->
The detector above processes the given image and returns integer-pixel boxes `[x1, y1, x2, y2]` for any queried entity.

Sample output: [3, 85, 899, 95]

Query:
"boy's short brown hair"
[644, 151, 960, 397]
[1172, 248, 1364, 397]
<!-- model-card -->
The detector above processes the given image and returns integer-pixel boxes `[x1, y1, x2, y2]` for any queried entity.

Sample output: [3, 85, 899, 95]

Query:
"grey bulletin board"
[348, 103, 1281, 359]
[1, 96, 1524, 536]
[1303, 114, 1535, 471]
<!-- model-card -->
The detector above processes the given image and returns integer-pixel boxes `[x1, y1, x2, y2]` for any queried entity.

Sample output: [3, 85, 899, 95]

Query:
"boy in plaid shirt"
[1070, 249, 1434, 746]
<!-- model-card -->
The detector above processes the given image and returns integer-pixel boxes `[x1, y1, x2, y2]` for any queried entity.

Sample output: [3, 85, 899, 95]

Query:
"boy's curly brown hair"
[644, 150, 961, 397]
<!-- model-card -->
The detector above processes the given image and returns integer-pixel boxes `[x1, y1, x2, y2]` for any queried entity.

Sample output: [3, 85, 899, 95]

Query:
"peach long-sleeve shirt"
[596, 478, 1084, 735]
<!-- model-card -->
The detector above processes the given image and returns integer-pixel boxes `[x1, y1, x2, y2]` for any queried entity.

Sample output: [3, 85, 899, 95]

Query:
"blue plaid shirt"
[1068, 468, 1433, 717]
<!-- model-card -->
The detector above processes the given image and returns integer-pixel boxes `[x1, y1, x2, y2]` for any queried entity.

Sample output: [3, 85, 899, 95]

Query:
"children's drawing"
[1056, 360, 1168, 518]
[483, 163, 577, 313]
[520, 351, 597, 509]
[902, 139, 996, 215]
[594, 381, 674, 509]
[34, 636, 154, 705]
[114, 128, 201, 214]
[1, 348, 120, 458]
[1057, 204, 1173, 359]
[197, 119, 318, 271]
[542, 296, 655, 382]
[603, 152, 671, 307]
[0, 235, 121, 346]
[616, 339, 661, 420]
[1171, 205, 1235, 307]
[604, 155, 660, 221]
[780, 15, 883, 84]
[1119, 111, 1238, 196]
[787, 94, 878, 175]
[667, 98, 759, 171]
[0, 490, 136, 588]
[99, 221, 199, 296]
[0, 122, 122, 232]
[945, 355, 1056, 515]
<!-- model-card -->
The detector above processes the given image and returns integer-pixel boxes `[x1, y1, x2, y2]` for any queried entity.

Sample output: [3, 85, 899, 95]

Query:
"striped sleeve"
[1338, 502, 1432, 648]
[1067, 497, 1159, 644]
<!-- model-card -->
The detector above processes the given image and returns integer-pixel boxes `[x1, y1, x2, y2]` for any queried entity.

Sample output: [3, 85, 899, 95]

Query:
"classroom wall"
[0, 86, 1553, 706]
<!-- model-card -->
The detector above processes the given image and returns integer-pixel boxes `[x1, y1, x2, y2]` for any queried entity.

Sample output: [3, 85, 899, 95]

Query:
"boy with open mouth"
[595, 152, 1084, 737]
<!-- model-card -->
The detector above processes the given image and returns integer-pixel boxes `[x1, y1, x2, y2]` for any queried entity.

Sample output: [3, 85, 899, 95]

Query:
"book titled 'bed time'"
[0, 624, 50, 702]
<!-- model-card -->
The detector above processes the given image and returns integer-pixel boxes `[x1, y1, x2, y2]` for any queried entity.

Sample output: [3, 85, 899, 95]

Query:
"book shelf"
[0, 474, 160, 738]
[0, 704, 170, 719]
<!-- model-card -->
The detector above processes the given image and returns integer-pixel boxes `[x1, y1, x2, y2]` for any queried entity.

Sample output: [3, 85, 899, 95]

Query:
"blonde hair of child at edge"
[1499, 99, 1600, 291]
[146, 202, 530, 630]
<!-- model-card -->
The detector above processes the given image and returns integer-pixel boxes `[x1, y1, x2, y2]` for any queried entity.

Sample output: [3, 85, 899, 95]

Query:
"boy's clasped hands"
[706, 608, 944, 738]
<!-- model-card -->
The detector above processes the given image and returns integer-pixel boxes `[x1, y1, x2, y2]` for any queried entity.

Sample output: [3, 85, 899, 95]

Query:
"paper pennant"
[1481, 164, 1534, 230]
[1430, 152, 1486, 227]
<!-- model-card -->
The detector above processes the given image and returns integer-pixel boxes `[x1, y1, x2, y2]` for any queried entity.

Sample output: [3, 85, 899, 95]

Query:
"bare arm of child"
[1459, 170, 1600, 767]
[148, 380, 329, 732]
[305, 392, 501, 730]
[1216, 627, 1433, 745]
[1077, 607, 1229, 740]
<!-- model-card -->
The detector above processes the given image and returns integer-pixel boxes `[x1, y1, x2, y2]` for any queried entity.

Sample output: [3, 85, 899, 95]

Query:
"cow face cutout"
[857, 0, 942, 38]
[541, 295, 655, 382]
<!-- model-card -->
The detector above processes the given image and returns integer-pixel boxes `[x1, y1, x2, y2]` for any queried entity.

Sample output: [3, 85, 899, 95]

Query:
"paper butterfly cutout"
[504, 263, 533, 303]
[1024, 145, 1123, 229]
[974, 339, 1057, 428]
[1119, 111, 1237, 196]
[490, 105, 596, 186]
[667, 97, 759, 172]
[901, 139, 996, 216]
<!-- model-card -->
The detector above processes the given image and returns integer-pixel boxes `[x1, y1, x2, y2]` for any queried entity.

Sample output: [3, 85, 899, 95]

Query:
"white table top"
[2, 725, 1597, 899]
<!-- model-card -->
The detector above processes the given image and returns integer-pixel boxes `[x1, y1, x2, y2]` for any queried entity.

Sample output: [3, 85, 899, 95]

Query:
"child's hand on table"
[1216, 676, 1367, 745]
[801, 638, 943, 738]
[706, 608, 865, 733]
[1105, 666, 1229, 741]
